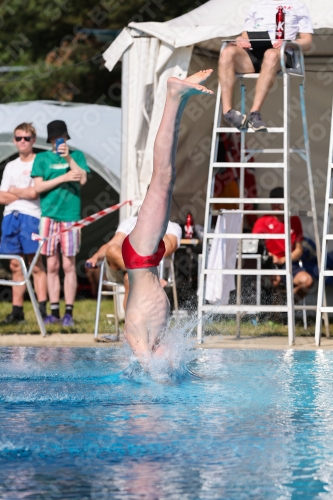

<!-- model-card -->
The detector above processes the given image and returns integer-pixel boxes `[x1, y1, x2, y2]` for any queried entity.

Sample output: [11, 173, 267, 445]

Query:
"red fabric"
[122, 235, 165, 269]
[252, 216, 303, 258]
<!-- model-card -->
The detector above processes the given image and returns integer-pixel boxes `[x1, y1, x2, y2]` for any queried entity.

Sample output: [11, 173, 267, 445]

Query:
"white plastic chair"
[0, 239, 47, 336]
[94, 254, 179, 339]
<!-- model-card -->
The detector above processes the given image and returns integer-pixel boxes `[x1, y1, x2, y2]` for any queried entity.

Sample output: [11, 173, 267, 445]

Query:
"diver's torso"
[125, 268, 170, 342]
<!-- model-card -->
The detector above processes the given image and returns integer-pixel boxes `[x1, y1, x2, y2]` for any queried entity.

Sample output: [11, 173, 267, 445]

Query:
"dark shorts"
[277, 262, 303, 284]
[244, 48, 293, 73]
[0, 212, 40, 255]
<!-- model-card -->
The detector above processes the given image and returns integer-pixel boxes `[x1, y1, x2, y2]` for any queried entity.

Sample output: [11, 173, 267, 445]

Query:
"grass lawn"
[0, 299, 322, 337]
[205, 318, 318, 337]
[0, 299, 116, 335]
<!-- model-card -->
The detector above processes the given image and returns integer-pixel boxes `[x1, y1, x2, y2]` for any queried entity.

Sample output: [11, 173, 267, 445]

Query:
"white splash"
[123, 312, 202, 383]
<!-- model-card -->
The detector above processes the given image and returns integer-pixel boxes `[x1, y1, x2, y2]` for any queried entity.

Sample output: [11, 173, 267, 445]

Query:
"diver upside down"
[122, 70, 214, 368]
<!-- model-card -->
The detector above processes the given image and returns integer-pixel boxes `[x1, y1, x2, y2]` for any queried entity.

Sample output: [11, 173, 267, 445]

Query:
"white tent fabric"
[0, 101, 121, 193]
[104, 0, 333, 57]
[103, 0, 333, 224]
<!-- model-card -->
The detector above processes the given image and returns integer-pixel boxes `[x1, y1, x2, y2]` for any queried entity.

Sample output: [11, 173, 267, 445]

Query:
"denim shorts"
[277, 262, 303, 284]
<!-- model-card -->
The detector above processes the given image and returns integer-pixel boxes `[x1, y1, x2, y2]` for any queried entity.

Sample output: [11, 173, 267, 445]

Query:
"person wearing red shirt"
[252, 187, 313, 301]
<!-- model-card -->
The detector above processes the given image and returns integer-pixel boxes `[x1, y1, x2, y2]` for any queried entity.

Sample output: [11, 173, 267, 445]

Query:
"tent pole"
[120, 47, 131, 222]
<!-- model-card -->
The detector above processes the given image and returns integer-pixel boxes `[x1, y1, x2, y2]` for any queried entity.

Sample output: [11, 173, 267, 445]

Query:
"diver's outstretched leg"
[129, 70, 213, 256]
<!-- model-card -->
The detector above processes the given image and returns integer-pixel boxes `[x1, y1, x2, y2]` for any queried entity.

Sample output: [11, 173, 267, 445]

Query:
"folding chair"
[94, 259, 124, 339]
[0, 239, 47, 337]
[94, 253, 179, 339]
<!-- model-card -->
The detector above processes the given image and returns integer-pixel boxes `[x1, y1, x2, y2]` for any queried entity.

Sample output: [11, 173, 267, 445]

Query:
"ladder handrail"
[315, 102, 333, 346]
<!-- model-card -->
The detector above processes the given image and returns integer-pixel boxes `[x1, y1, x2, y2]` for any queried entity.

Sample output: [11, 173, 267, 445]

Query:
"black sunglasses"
[15, 136, 32, 142]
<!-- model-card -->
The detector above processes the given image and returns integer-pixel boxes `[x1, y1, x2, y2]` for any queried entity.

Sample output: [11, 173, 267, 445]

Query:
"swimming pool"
[0, 346, 332, 499]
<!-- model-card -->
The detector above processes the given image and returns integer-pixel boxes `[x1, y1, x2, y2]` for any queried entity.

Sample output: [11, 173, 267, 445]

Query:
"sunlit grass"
[203, 317, 317, 337]
[0, 299, 321, 338]
[0, 299, 116, 335]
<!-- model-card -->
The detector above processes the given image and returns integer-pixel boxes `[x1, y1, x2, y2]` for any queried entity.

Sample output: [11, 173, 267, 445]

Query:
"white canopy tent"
[0, 101, 122, 193]
[103, 0, 333, 231]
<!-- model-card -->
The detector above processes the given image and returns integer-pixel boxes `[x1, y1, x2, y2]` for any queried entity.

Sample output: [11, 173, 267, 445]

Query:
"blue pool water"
[1, 346, 333, 499]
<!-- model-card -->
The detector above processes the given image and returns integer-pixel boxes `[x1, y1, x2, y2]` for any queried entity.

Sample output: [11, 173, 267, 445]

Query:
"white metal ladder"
[197, 41, 327, 346]
[315, 103, 333, 346]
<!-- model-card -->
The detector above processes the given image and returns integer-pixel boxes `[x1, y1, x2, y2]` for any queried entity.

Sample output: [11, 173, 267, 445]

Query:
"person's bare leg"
[47, 254, 61, 303]
[251, 49, 281, 112]
[28, 254, 47, 302]
[271, 274, 281, 288]
[130, 70, 214, 254]
[10, 257, 26, 307]
[218, 45, 255, 114]
[85, 268, 100, 298]
[106, 243, 125, 271]
[293, 271, 313, 302]
[62, 255, 77, 305]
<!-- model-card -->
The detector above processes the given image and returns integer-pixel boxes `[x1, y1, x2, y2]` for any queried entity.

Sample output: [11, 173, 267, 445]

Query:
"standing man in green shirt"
[31, 120, 90, 326]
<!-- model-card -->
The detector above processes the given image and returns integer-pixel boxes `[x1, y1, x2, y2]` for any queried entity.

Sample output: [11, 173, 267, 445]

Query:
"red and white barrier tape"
[32, 199, 132, 241]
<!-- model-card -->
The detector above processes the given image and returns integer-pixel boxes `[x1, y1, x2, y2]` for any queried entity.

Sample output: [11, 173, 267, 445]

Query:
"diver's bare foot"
[167, 69, 214, 99]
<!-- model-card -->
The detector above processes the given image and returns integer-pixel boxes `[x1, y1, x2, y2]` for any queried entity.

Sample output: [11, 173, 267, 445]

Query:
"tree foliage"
[0, 0, 208, 105]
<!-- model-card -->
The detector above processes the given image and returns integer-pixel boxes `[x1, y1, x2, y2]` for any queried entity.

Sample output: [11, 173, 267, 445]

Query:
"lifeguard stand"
[197, 41, 328, 346]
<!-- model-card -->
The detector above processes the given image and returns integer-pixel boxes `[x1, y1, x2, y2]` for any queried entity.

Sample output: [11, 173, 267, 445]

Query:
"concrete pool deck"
[1, 333, 333, 350]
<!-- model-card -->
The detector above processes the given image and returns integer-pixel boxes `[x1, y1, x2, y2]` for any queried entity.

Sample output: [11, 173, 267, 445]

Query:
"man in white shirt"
[85, 216, 182, 308]
[219, 0, 313, 131]
[0, 123, 47, 324]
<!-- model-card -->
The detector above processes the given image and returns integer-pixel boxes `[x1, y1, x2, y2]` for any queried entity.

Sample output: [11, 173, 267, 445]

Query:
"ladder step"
[323, 271, 333, 276]
[206, 233, 287, 239]
[201, 305, 288, 313]
[203, 269, 286, 276]
[212, 162, 285, 169]
[291, 148, 306, 154]
[245, 149, 284, 154]
[294, 305, 316, 311]
[319, 307, 333, 313]
[243, 148, 306, 155]
[212, 210, 284, 215]
[325, 235, 333, 240]
[328, 199, 333, 204]
[209, 197, 285, 204]
[216, 127, 284, 134]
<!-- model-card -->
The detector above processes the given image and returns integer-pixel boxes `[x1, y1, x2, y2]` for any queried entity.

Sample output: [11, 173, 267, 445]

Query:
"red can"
[184, 212, 194, 239]
[276, 6, 285, 40]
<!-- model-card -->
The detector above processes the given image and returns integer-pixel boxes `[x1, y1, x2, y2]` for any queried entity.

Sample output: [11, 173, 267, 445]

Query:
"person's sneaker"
[44, 315, 61, 325]
[0, 313, 25, 325]
[62, 314, 74, 327]
[247, 110, 268, 132]
[224, 109, 247, 129]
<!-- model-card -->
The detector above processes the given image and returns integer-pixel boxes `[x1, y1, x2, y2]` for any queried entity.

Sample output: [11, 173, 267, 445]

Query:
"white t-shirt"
[0, 157, 41, 219]
[117, 216, 182, 248]
[244, 0, 313, 41]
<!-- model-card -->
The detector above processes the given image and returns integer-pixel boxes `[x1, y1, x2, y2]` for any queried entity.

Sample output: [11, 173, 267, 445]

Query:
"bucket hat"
[46, 120, 70, 143]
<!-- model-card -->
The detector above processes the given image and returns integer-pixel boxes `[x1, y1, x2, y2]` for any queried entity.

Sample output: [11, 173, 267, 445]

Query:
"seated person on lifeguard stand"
[252, 187, 313, 302]
[85, 216, 182, 308]
[219, 0, 313, 131]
